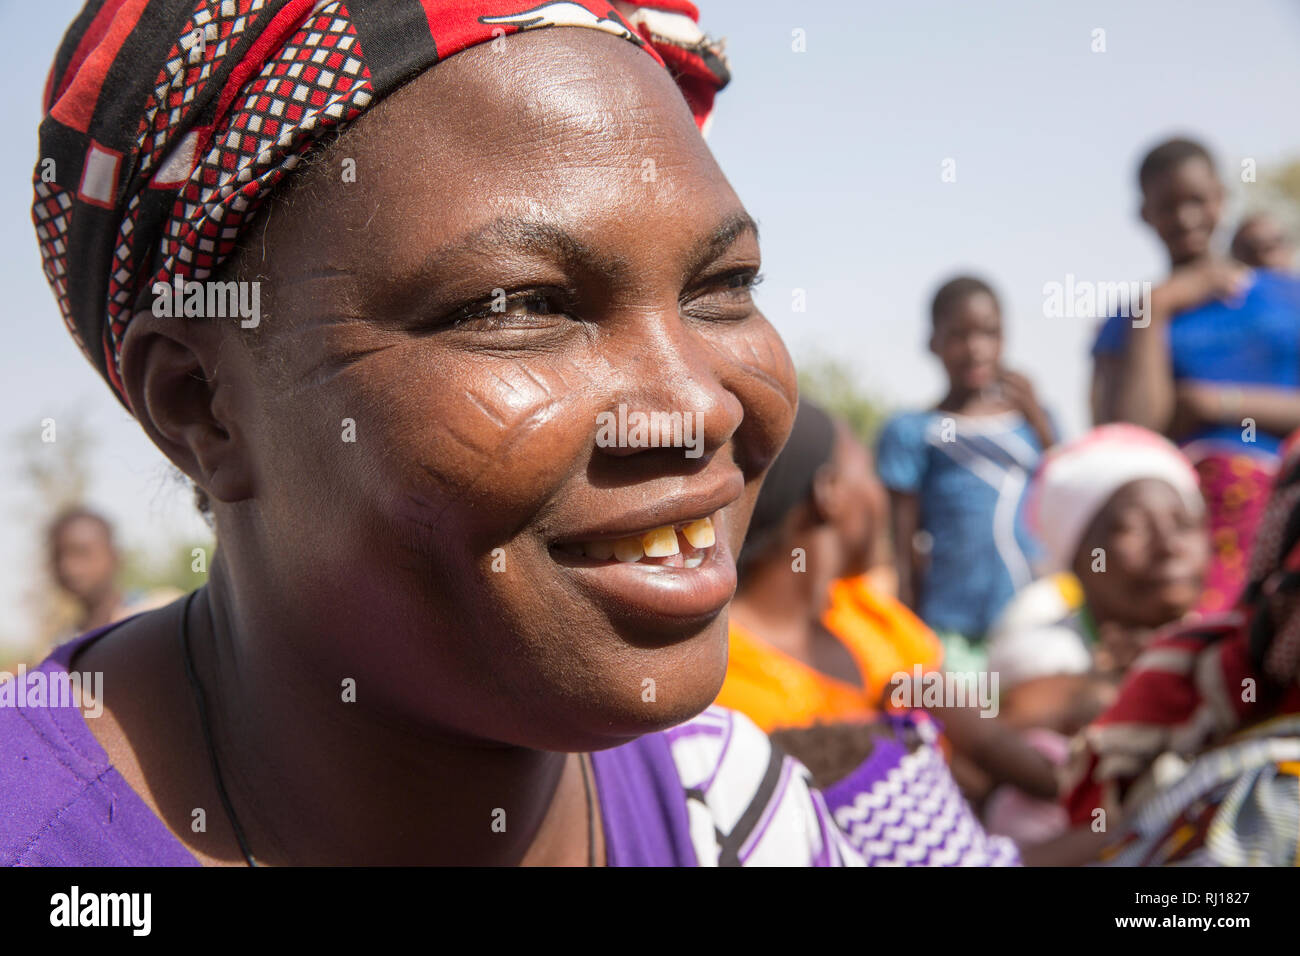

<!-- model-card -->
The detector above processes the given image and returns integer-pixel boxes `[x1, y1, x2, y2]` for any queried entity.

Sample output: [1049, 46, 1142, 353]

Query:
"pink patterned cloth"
[1191, 451, 1277, 613]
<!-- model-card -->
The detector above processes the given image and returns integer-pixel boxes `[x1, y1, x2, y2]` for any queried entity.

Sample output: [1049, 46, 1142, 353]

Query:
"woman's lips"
[550, 511, 737, 621]
[553, 515, 717, 568]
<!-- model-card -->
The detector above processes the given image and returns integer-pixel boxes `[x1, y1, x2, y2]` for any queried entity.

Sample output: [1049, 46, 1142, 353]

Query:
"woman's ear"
[118, 313, 257, 507]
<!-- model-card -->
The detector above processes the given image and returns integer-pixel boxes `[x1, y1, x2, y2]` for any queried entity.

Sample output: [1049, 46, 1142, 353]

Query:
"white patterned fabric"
[663, 706, 1019, 867]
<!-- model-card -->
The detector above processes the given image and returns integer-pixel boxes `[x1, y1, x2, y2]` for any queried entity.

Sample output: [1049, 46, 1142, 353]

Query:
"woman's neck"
[188, 557, 594, 865]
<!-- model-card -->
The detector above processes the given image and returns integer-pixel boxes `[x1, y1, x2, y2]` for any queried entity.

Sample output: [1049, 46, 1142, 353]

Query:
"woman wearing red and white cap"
[982, 424, 1210, 854]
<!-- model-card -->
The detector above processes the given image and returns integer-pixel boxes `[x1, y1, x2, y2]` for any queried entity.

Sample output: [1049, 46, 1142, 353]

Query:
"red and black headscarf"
[33, 0, 730, 408]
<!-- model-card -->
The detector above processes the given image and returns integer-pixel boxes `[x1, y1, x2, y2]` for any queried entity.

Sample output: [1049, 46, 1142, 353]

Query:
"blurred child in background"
[1231, 211, 1295, 272]
[1093, 137, 1300, 612]
[877, 276, 1055, 673]
[47, 507, 180, 637]
[1063, 432, 1300, 865]
[988, 424, 1208, 734]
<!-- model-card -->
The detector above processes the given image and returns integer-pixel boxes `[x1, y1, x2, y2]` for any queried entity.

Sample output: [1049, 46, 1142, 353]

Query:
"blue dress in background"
[1091, 268, 1300, 457]
[876, 409, 1047, 649]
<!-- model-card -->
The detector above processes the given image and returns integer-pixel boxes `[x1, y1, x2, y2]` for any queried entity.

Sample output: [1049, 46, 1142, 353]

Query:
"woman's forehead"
[1102, 478, 1189, 517]
[267, 29, 738, 277]
[345, 28, 712, 187]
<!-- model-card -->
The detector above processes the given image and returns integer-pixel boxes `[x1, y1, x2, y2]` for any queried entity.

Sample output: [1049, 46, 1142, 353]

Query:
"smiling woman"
[6, 0, 1014, 867]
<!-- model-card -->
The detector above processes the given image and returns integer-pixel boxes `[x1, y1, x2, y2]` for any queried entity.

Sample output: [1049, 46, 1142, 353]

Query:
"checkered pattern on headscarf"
[33, 0, 730, 408]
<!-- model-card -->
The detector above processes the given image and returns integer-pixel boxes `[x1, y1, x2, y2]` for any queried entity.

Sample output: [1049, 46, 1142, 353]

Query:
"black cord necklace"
[177, 589, 260, 866]
[178, 589, 598, 866]
[578, 751, 597, 867]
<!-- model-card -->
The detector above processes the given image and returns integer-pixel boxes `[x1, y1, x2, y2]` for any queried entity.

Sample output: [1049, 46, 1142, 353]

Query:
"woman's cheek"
[374, 353, 598, 522]
[1104, 541, 1141, 580]
[712, 317, 799, 470]
[1186, 530, 1212, 576]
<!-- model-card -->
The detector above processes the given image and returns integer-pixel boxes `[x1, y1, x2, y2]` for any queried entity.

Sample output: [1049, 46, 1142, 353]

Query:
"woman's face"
[203, 29, 797, 749]
[1073, 478, 1209, 628]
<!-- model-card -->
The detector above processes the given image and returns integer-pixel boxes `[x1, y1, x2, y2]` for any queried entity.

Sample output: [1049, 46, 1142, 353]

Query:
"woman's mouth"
[548, 508, 738, 625]
[551, 516, 717, 568]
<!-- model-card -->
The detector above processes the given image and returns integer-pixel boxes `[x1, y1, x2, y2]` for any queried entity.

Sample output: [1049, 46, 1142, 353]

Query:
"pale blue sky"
[2, 0, 1298, 645]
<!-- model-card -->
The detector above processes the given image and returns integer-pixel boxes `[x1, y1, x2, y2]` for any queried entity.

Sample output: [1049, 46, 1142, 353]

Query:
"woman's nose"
[595, 313, 744, 463]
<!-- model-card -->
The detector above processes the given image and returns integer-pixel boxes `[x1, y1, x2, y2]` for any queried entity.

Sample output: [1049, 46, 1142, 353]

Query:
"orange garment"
[716, 574, 945, 733]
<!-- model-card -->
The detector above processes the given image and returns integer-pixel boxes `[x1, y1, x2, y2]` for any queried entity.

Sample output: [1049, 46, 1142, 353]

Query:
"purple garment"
[0, 625, 197, 866]
[822, 711, 1021, 866]
[588, 732, 698, 865]
[1, 625, 694, 866]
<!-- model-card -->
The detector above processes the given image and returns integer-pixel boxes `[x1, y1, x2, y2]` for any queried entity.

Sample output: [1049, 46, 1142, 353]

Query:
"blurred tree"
[119, 539, 211, 595]
[3, 410, 211, 667]
[1247, 158, 1300, 237]
[1264, 159, 1300, 206]
[796, 353, 896, 585]
[796, 353, 891, 446]
[8, 409, 97, 659]
[15, 409, 95, 514]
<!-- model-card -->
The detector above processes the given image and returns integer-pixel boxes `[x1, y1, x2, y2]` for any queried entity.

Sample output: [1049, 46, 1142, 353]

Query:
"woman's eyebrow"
[409, 210, 761, 282]
[278, 209, 763, 326]
[685, 211, 761, 277]
[415, 216, 631, 280]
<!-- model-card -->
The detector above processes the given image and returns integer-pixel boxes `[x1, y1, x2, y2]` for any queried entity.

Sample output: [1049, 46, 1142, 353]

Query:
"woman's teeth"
[584, 539, 615, 561]
[559, 515, 716, 568]
[641, 526, 678, 558]
[681, 517, 715, 549]
[615, 536, 649, 562]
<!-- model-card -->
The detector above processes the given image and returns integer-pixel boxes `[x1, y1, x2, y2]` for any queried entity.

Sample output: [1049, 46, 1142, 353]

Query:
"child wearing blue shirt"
[1091, 136, 1300, 610]
[878, 276, 1055, 671]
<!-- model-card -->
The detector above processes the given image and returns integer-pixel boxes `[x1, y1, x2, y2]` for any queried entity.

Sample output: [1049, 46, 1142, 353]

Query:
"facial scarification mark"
[495, 395, 580, 461]
[424, 423, 496, 470]
[545, 357, 573, 392]
[463, 388, 509, 429]
[489, 369, 524, 397]
[729, 331, 794, 398]
[488, 363, 558, 419]
[515, 361, 555, 399]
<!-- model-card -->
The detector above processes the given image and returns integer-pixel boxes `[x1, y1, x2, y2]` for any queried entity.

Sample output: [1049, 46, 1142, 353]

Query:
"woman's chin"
[579, 667, 729, 749]
[1136, 587, 1201, 627]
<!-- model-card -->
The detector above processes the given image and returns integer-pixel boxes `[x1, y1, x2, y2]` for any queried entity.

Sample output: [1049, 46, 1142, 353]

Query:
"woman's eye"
[501, 293, 562, 316]
[683, 270, 763, 318]
[724, 271, 760, 290]
[727, 270, 763, 293]
[444, 289, 571, 328]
